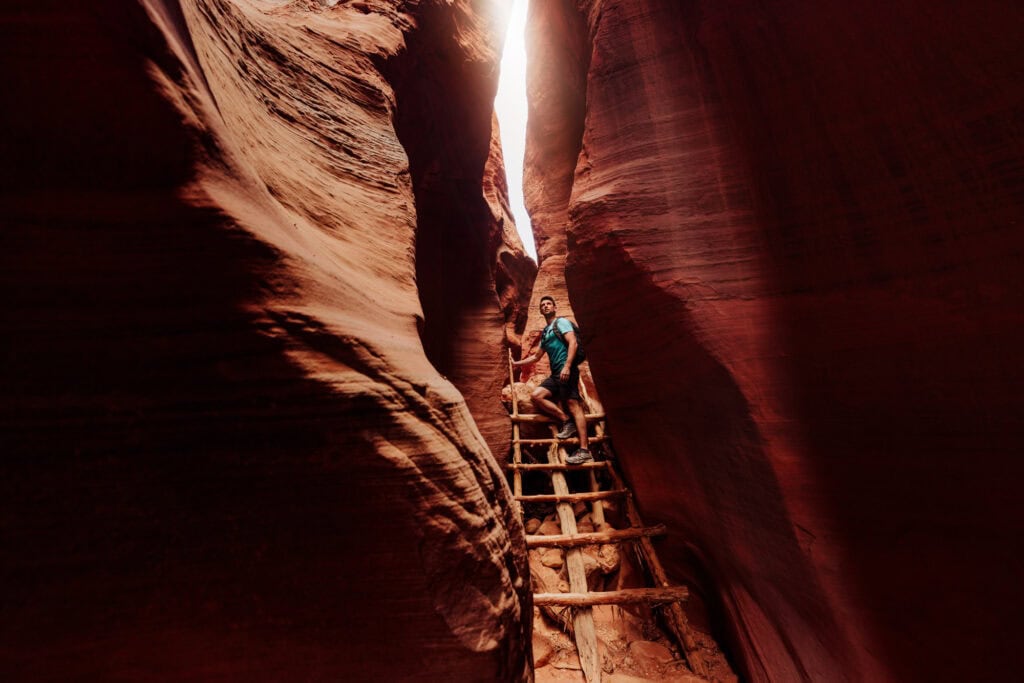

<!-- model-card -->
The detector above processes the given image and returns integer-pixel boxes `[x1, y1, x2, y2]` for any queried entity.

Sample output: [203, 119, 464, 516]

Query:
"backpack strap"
[553, 317, 586, 367]
[551, 317, 568, 345]
[554, 319, 580, 350]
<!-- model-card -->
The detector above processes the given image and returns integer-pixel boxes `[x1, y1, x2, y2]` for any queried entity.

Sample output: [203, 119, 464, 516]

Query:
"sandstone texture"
[1, 1, 533, 680]
[525, 1, 1024, 681]
[513, 0, 600, 410]
[527, 505, 735, 683]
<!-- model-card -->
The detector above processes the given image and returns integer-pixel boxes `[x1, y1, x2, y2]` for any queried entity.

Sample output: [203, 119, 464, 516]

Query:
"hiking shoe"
[555, 419, 577, 440]
[566, 448, 593, 465]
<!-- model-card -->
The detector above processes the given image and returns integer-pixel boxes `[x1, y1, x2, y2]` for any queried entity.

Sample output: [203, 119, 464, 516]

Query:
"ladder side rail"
[575, 372, 607, 528]
[507, 350, 523, 499]
[599, 434, 707, 677]
[548, 429, 601, 682]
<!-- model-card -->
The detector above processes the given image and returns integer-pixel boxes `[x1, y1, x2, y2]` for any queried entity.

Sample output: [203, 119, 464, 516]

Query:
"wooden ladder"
[506, 352, 707, 682]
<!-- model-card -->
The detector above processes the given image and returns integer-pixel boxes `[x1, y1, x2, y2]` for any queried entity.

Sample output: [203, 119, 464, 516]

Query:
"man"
[512, 295, 592, 464]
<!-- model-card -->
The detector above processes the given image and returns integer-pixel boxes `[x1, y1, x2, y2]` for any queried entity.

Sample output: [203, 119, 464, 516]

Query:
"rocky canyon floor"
[525, 504, 736, 683]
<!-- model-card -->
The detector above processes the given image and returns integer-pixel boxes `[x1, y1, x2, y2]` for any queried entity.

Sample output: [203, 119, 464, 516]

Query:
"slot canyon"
[2, 1, 1022, 681]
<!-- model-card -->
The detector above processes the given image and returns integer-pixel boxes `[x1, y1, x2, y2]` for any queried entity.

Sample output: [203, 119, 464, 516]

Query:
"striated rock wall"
[1, 0, 533, 680]
[526, 1, 1024, 681]
[515, 0, 589, 388]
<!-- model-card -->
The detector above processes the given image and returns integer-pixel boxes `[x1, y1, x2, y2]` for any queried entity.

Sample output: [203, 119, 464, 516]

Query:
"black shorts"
[540, 367, 582, 403]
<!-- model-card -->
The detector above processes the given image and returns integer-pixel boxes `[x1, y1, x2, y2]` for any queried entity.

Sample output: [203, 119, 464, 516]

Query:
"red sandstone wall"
[515, 0, 599, 401]
[526, 1, 1024, 681]
[0, 1, 532, 680]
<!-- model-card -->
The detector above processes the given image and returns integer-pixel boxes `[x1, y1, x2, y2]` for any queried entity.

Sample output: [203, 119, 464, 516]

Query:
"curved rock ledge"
[1, 1, 533, 680]
[526, 1, 1024, 681]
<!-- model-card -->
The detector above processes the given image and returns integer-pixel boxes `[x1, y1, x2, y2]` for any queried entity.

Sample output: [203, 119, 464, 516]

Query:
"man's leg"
[530, 386, 568, 422]
[564, 369, 593, 464]
[565, 398, 588, 450]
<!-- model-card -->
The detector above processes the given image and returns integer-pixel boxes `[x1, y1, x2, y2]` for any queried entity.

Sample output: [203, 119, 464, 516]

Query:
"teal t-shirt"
[540, 318, 575, 373]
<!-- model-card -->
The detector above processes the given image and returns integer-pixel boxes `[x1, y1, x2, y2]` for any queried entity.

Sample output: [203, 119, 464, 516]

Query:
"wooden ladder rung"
[510, 412, 606, 424]
[503, 461, 610, 472]
[513, 489, 626, 504]
[526, 524, 666, 549]
[513, 435, 609, 446]
[533, 586, 689, 607]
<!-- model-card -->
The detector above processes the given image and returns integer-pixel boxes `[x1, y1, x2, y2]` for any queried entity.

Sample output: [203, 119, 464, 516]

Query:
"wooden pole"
[597, 420, 708, 677]
[504, 461, 610, 472]
[513, 435, 609, 446]
[511, 412, 606, 423]
[514, 490, 625, 504]
[575, 380, 607, 530]
[546, 428, 602, 683]
[507, 350, 523, 500]
[534, 586, 689, 606]
[526, 524, 667, 549]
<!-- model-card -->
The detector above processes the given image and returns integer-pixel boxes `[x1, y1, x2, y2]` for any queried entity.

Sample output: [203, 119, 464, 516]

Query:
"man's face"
[539, 299, 555, 315]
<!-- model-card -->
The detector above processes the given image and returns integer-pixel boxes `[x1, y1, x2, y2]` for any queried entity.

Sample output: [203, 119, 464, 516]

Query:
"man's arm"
[511, 345, 545, 367]
[559, 331, 578, 381]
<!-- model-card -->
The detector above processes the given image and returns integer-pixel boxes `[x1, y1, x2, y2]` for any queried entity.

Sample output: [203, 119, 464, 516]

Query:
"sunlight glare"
[495, 0, 535, 261]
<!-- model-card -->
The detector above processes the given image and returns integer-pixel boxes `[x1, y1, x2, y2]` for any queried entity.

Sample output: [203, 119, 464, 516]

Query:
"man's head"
[539, 295, 556, 315]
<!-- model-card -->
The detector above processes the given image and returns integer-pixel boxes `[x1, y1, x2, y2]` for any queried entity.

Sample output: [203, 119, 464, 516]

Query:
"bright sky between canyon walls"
[495, 0, 536, 261]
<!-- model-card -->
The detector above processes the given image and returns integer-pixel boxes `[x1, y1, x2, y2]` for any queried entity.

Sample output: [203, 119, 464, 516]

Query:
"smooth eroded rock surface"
[1, 1, 533, 680]
[526, 1, 1024, 681]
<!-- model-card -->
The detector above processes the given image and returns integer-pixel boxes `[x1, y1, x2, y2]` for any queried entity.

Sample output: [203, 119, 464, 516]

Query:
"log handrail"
[511, 412, 606, 423]
[534, 586, 689, 607]
[513, 435, 609, 446]
[514, 489, 626, 504]
[526, 524, 667, 549]
[503, 461, 609, 471]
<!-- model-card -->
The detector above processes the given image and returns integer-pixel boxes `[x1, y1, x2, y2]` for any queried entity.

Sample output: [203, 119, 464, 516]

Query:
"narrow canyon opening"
[495, 0, 535, 261]
[490, 4, 741, 681]
[3, 2, 1022, 682]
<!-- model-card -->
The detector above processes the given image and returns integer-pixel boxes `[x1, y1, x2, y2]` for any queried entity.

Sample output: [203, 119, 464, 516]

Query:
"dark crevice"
[572, 233, 851, 681]
[377, 5, 500, 380]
